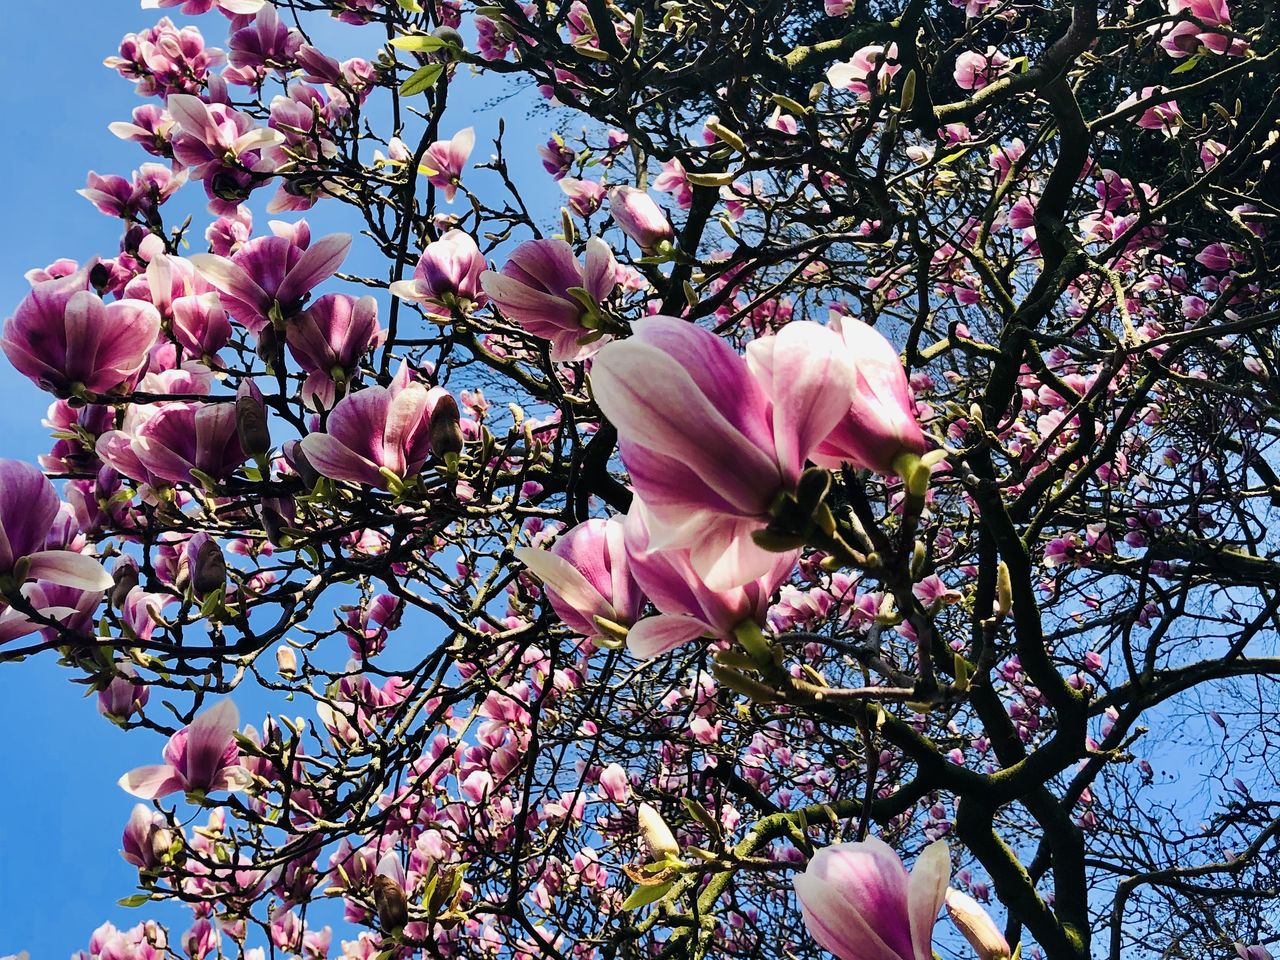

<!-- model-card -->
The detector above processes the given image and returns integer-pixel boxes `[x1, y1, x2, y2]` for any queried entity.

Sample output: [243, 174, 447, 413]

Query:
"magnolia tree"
[4, 0, 1280, 958]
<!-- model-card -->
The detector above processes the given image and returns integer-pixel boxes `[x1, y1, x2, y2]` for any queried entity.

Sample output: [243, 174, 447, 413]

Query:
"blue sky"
[0, 5, 550, 956]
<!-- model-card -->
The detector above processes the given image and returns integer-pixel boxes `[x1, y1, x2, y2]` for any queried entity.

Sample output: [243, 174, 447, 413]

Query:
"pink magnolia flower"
[389, 230, 489, 318]
[807, 317, 928, 475]
[109, 104, 177, 158]
[1120, 87, 1183, 137]
[106, 18, 225, 98]
[1159, 0, 1245, 58]
[794, 837, 950, 960]
[191, 225, 351, 333]
[597, 762, 631, 803]
[607, 186, 674, 252]
[827, 43, 901, 100]
[953, 47, 1011, 90]
[167, 94, 283, 178]
[79, 164, 187, 219]
[99, 664, 150, 723]
[480, 237, 619, 362]
[118, 699, 252, 799]
[228, 2, 303, 73]
[591, 316, 852, 590]
[127, 253, 232, 363]
[561, 178, 607, 218]
[515, 516, 646, 642]
[142, 0, 267, 15]
[98, 401, 247, 488]
[538, 136, 574, 179]
[622, 505, 797, 658]
[285, 294, 385, 409]
[3, 266, 160, 398]
[421, 128, 475, 203]
[653, 157, 693, 209]
[298, 364, 453, 489]
[0, 459, 112, 594]
[121, 803, 173, 872]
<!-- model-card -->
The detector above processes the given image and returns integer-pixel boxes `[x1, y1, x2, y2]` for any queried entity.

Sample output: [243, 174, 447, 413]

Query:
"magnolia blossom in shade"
[793, 837, 950, 960]
[118, 699, 252, 799]
[190, 226, 352, 333]
[622, 505, 797, 658]
[592, 316, 852, 590]
[1120, 87, 1183, 138]
[2, 266, 160, 397]
[98, 401, 247, 487]
[827, 43, 900, 100]
[1160, 0, 1246, 58]
[801, 316, 927, 476]
[481, 237, 618, 362]
[389, 230, 489, 317]
[0, 459, 113, 593]
[298, 364, 451, 489]
[514, 516, 645, 642]
[953, 47, 1011, 90]
[607, 186, 674, 252]
[944, 888, 1011, 960]
[421, 128, 475, 202]
[285, 293, 385, 409]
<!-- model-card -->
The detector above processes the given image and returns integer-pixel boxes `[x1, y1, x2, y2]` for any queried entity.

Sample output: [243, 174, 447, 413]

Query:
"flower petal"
[626, 614, 709, 659]
[23, 550, 112, 592]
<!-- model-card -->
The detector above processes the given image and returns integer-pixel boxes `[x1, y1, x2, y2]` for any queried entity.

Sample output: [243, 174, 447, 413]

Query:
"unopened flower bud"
[945, 888, 1011, 960]
[276, 645, 298, 677]
[255, 325, 280, 365]
[111, 561, 140, 609]
[372, 874, 409, 932]
[637, 802, 680, 861]
[191, 539, 226, 597]
[995, 560, 1012, 617]
[607, 186, 675, 253]
[236, 382, 271, 457]
[429, 392, 465, 460]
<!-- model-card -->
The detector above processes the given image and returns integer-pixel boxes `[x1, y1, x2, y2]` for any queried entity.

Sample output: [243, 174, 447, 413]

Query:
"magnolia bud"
[637, 802, 680, 861]
[372, 874, 409, 931]
[607, 186, 675, 253]
[428, 393, 465, 459]
[236, 384, 271, 457]
[945, 888, 1011, 960]
[111, 562, 139, 609]
[995, 560, 1013, 617]
[276, 645, 298, 677]
[255, 324, 280, 365]
[191, 539, 226, 597]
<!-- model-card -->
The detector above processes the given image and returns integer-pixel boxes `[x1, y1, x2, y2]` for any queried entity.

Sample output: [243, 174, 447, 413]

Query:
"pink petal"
[626, 614, 709, 659]
[276, 233, 352, 306]
[907, 840, 950, 960]
[118, 763, 186, 799]
[23, 550, 112, 592]
[298, 433, 381, 486]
